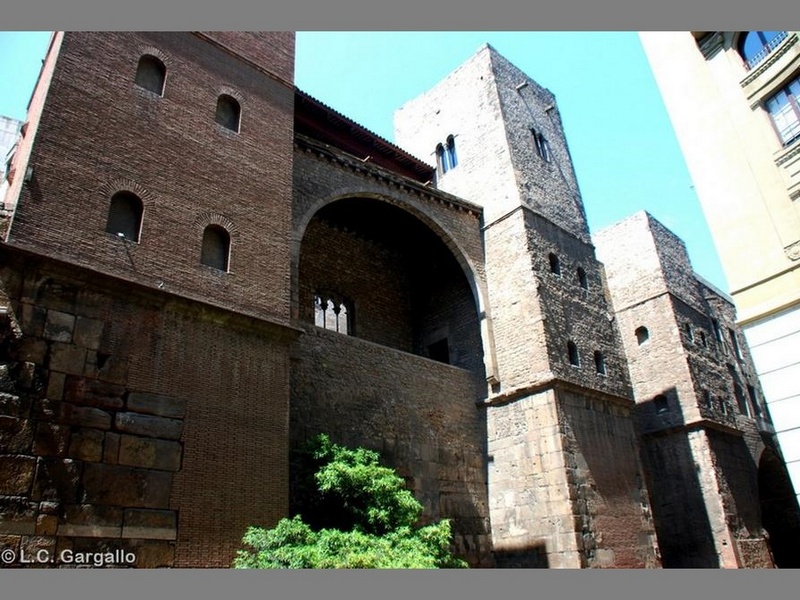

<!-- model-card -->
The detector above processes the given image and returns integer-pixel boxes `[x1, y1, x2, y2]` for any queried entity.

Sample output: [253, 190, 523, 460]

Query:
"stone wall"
[0, 251, 294, 568]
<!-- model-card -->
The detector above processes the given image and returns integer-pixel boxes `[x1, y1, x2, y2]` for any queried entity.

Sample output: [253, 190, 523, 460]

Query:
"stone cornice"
[294, 134, 483, 219]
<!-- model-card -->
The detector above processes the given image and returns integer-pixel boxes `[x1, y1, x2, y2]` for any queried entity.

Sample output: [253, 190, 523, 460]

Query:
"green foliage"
[234, 434, 468, 569]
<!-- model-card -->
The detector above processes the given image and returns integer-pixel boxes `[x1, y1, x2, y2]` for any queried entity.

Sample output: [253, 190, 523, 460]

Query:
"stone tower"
[395, 44, 660, 568]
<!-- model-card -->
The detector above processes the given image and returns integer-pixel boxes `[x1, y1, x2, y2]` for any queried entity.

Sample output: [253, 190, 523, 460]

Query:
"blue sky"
[0, 30, 729, 292]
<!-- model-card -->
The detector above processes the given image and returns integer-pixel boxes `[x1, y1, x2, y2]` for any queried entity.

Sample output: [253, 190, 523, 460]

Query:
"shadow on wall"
[635, 388, 720, 568]
[758, 443, 800, 568]
[493, 542, 549, 568]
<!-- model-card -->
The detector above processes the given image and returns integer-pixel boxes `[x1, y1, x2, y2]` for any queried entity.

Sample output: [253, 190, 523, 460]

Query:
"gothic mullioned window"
[134, 55, 166, 96]
[435, 135, 458, 174]
[314, 293, 351, 335]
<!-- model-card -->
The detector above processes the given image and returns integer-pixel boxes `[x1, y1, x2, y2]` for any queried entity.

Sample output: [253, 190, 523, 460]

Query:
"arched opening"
[737, 31, 786, 70]
[635, 325, 650, 345]
[134, 55, 166, 95]
[446, 134, 458, 169]
[298, 197, 484, 375]
[758, 447, 800, 567]
[106, 191, 143, 241]
[435, 143, 447, 174]
[216, 94, 241, 132]
[200, 224, 230, 271]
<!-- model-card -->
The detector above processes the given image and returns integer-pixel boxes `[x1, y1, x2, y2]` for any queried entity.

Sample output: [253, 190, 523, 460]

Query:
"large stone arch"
[757, 445, 800, 567]
[292, 189, 496, 385]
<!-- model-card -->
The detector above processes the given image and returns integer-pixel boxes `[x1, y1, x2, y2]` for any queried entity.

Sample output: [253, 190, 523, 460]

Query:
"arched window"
[106, 191, 143, 242]
[567, 340, 580, 366]
[216, 94, 241, 132]
[446, 135, 458, 170]
[314, 293, 351, 335]
[594, 350, 606, 375]
[654, 394, 669, 414]
[200, 225, 230, 271]
[577, 267, 588, 290]
[685, 322, 694, 343]
[635, 326, 649, 345]
[436, 143, 447, 174]
[532, 129, 552, 162]
[738, 31, 786, 70]
[548, 253, 561, 276]
[134, 55, 166, 96]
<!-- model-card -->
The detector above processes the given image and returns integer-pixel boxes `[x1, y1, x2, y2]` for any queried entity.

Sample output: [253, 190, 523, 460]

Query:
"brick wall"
[7, 32, 295, 324]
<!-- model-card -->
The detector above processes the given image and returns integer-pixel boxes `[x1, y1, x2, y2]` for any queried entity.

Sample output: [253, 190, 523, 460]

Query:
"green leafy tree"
[233, 434, 467, 569]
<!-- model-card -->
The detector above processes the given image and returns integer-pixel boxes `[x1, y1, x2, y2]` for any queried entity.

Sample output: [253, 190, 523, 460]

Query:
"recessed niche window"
[654, 394, 669, 414]
[567, 340, 580, 367]
[765, 74, 800, 147]
[734, 382, 749, 416]
[728, 327, 743, 360]
[577, 267, 588, 290]
[314, 293, 351, 335]
[105, 191, 143, 242]
[635, 326, 650, 345]
[747, 384, 762, 416]
[594, 351, 606, 375]
[702, 390, 713, 410]
[134, 55, 166, 96]
[711, 318, 723, 343]
[215, 94, 241, 132]
[200, 225, 230, 271]
[548, 253, 561, 276]
[436, 143, 448, 174]
[427, 338, 451, 365]
[685, 323, 694, 343]
[699, 331, 707, 348]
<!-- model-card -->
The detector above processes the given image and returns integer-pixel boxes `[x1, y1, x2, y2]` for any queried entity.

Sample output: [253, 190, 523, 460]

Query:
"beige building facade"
[640, 31, 800, 505]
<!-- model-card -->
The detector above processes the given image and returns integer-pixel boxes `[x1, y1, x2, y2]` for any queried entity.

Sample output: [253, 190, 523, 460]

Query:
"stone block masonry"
[0, 250, 295, 567]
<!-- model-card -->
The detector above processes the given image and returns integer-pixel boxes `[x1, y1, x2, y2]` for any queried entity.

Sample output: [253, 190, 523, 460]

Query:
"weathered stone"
[58, 504, 123, 538]
[36, 514, 59, 536]
[68, 428, 104, 462]
[126, 392, 186, 419]
[60, 404, 112, 430]
[44, 310, 75, 342]
[0, 455, 36, 496]
[48, 343, 86, 375]
[0, 416, 33, 454]
[63, 376, 125, 410]
[0, 392, 28, 418]
[32, 458, 81, 503]
[73, 316, 103, 350]
[118, 435, 182, 471]
[38, 501, 61, 515]
[15, 338, 48, 364]
[46, 372, 66, 400]
[122, 508, 177, 540]
[20, 303, 46, 337]
[34, 422, 70, 456]
[20, 535, 57, 563]
[17, 361, 37, 390]
[0, 498, 37, 535]
[81, 463, 172, 509]
[103, 432, 120, 464]
[115, 412, 183, 441]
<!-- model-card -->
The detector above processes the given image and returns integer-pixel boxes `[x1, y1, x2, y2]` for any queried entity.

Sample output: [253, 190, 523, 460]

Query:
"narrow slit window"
[436, 143, 447, 174]
[577, 267, 588, 290]
[106, 191, 143, 242]
[594, 351, 606, 375]
[200, 225, 230, 271]
[654, 395, 669, 414]
[134, 55, 166, 96]
[567, 340, 580, 366]
[549, 253, 561, 276]
[446, 135, 458, 170]
[216, 94, 241, 132]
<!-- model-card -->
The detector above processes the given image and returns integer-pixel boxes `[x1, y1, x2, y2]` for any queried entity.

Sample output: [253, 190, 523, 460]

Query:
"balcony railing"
[744, 30, 788, 70]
